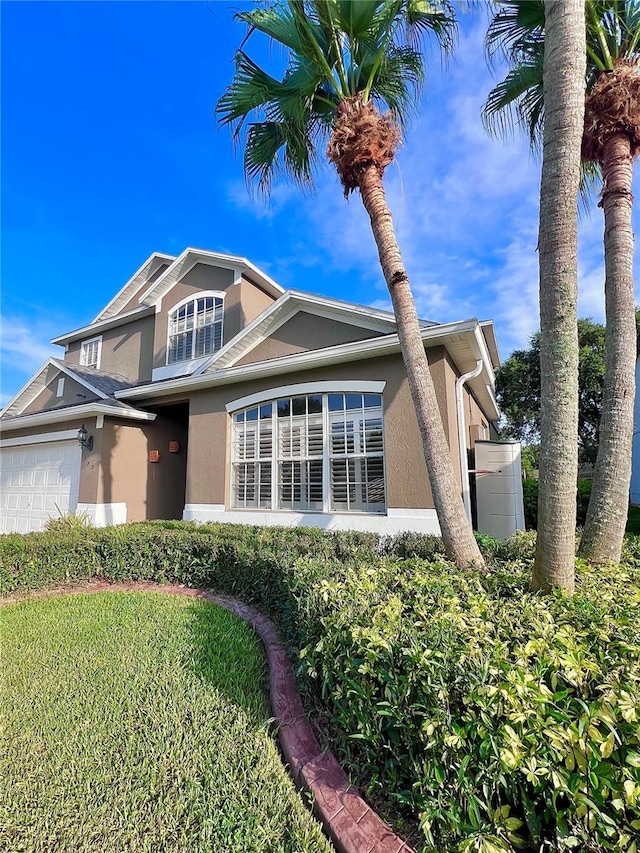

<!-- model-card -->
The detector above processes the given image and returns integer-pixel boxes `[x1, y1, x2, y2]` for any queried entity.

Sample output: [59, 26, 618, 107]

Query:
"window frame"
[80, 336, 102, 369]
[231, 390, 386, 514]
[166, 290, 225, 365]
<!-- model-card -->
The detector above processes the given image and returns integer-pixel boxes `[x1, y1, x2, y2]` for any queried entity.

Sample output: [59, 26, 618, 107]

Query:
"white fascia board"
[194, 293, 296, 373]
[138, 248, 285, 308]
[2, 358, 118, 420]
[52, 306, 154, 346]
[50, 359, 110, 400]
[0, 403, 157, 432]
[198, 290, 397, 375]
[92, 252, 175, 323]
[0, 359, 52, 418]
[286, 289, 400, 329]
[479, 320, 501, 369]
[0, 428, 79, 448]
[116, 318, 483, 402]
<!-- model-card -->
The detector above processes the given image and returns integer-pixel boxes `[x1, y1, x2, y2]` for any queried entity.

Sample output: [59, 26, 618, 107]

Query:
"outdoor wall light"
[77, 424, 93, 451]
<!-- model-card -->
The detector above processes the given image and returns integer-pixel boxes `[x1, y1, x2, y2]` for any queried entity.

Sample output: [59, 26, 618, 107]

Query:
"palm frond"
[369, 45, 425, 123]
[482, 47, 544, 146]
[402, 0, 457, 54]
[485, 0, 544, 68]
[243, 116, 322, 194]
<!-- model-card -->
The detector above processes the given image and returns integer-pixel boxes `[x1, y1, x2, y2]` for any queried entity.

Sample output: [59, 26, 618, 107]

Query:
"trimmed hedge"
[2, 522, 639, 852]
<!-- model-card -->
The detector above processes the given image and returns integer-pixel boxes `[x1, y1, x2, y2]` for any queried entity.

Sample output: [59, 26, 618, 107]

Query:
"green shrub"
[298, 553, 640, 852]
[2, 522, 639, 851]
[522, 479, 594, 530]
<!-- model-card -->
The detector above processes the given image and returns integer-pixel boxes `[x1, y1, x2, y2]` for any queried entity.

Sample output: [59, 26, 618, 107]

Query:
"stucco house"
[0, 247, 503, 535]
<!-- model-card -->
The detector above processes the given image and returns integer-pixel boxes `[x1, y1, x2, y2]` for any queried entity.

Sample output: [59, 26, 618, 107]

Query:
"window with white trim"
[80, 336, 102, 368]
[167, 293, 224, 364]
[232, 392, 385, 513]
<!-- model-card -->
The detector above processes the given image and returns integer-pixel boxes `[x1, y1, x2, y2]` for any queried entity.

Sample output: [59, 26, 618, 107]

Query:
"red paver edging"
[4, 581, 415, 853]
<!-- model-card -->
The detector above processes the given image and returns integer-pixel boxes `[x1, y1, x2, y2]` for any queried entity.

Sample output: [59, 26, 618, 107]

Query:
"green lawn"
[0, 592, 333, 853]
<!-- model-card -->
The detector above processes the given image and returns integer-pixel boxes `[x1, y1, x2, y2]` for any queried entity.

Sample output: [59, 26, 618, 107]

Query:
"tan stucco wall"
[23, 370, 100, 414]
[96, 415, 188, 521]
[466, 390, 489, 446]
[153, 265, 234, 369]
[152, 265, 276, 369]
[235, 312, 383, 366]
[184, 348, 453, 511]
[65, 315, 155, 383]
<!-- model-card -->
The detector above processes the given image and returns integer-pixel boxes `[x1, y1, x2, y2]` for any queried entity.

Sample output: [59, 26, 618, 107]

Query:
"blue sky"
[2, 1, 639, 406]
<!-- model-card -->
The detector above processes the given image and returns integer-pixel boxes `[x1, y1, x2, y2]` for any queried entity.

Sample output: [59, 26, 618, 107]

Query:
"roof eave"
[0, 402, 157, 432]
[52, 305, 155, 346]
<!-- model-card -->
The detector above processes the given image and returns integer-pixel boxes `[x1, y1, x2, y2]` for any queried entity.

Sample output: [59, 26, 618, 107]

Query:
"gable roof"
[0, 358, 137, 419]
[137, 247, 285, 307]
[52, 305, 155, 347]
[186, 289, 434, 377]
[93, 252, 175, 323]
[117, 317, 500, 422]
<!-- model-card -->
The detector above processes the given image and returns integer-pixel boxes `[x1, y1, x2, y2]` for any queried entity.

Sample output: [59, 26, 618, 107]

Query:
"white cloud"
[1, 314, 59, 377]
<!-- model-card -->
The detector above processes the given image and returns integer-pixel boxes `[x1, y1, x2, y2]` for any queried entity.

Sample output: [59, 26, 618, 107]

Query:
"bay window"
[232, 392, 385, 513]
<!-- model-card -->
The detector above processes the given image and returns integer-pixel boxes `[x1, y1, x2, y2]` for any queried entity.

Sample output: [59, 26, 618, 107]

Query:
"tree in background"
[578, 2, 640, 563]
[216, 0, 484, 569]
[497, 319, 605, 465]
[483, 0, 640, 566]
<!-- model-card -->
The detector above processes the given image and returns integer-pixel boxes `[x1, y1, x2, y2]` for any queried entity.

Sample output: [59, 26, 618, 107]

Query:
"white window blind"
[168, 295, 223, 364]
[232, 392, 385, 513]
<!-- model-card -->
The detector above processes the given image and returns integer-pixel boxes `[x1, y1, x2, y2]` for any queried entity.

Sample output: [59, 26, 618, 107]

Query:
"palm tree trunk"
[533, 0, 585, 593]
[357, 163, 484, 570]
[578, 133, 636, 563]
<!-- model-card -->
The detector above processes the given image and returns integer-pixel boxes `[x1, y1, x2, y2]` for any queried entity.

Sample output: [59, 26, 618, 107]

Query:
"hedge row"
[2, 521, 639, 852]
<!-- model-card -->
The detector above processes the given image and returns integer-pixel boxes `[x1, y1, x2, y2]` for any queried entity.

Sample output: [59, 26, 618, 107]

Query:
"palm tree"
[532, 0, 585, 592]
[216, 0, 484, 569]
[484, 0, 640, 566]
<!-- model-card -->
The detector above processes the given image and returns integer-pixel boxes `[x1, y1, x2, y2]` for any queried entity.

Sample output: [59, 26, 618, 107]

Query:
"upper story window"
[80, 336, 102, 369]
[231, 391, 385, 513]
[167, 292, 224, 365]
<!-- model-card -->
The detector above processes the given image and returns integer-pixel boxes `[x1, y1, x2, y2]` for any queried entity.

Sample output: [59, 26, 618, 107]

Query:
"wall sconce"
[77, 424, 93, 451]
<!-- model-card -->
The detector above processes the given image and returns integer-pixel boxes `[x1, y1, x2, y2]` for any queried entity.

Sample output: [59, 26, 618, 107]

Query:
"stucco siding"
[118, 261, 172, 315]
[23, 370, 100, 414]
[153, 265, 235, 369]
[64, 315, 155, 383]
[235, 312, 383, 366]
[96, 415, 188, 521]
[184, 350, 452, 512]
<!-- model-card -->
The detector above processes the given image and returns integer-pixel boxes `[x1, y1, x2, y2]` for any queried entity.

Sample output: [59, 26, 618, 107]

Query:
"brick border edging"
[4, 582, 415, 853]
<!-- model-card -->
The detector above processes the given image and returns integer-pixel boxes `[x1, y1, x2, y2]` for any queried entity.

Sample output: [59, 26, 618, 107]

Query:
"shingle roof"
[51, 359, 137, 397]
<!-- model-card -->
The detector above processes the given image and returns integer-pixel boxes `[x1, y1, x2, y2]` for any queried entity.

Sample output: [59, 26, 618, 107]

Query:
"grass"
[0, 592, 333, 853]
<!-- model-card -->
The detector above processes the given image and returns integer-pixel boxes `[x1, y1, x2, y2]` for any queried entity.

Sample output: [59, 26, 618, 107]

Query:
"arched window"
[167, 292, 224, 364]
[231, 391, 385, 513]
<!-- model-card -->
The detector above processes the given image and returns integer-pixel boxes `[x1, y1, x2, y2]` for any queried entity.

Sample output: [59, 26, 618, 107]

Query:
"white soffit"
[138, 247, 285, 309]
[51, 305, 154, 347]
[93, 253, 176, 323]
[198, 290, 400, 374]
[117, 317, 500, 422]
[0, 402, 157, 433]
[1, 358, 112, 419]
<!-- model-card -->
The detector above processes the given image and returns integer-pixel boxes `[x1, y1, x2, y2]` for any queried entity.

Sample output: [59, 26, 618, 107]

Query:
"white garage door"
[0, 441, 82, 534]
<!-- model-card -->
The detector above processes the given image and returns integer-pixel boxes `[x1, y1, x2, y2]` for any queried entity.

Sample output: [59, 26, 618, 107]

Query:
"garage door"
[0, 441, 82, 534]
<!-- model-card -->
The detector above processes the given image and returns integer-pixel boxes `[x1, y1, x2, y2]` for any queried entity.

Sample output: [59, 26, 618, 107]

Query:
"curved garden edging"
[3, 581, 415, 853]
